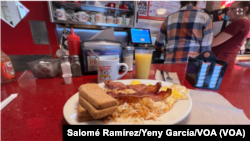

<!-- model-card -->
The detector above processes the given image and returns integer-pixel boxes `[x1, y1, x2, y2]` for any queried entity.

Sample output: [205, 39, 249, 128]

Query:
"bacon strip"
[127, 84, 147, 93]
[104, 80, 127, 90]
[143, 82, 162, 94]
[106, 89, 172, 101]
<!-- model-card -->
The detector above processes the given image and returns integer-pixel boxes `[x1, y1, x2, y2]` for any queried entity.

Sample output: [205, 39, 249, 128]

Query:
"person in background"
[155, 1, 213, 63]
[212, 1, 250, 61]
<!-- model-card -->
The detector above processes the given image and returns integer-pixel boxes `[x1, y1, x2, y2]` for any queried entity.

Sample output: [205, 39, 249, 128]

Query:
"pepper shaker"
[71, 55, 82, 77]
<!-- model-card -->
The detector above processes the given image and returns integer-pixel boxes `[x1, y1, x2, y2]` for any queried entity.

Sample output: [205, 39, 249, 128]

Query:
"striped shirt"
[155, 6, 213, 63]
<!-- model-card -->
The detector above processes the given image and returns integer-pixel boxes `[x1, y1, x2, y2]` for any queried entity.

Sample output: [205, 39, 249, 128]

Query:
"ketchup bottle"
[67, 28, 81, 58]
[1, 50, 16, 84]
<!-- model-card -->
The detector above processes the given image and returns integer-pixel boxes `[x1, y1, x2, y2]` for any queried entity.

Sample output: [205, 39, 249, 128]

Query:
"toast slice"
[79, 83, 118, 109]
[77, 103, 92, 118]
[79, 96, 118, 119]
[77, 103, 94, 122]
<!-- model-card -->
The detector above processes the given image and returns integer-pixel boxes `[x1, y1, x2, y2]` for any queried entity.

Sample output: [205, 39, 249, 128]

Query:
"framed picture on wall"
[138, 1, 148, 16]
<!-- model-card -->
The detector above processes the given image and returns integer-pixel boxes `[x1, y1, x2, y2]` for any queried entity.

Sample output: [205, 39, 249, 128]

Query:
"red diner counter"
[1, 61, 250, 140]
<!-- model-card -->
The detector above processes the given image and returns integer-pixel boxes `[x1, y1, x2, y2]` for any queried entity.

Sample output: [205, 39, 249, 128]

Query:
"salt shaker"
[123, 46, 134, 71]
[71, 55, 82, 77]
[61, 55, 72, 75]
[61, 55, 72, 84]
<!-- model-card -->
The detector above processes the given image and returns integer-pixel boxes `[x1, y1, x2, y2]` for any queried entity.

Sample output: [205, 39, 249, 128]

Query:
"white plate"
[63, 79, 192, 125]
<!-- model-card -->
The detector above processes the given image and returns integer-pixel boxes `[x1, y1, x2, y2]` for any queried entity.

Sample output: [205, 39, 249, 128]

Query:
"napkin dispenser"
[185, 51, 228, 90]
[80, 39, 122, 75]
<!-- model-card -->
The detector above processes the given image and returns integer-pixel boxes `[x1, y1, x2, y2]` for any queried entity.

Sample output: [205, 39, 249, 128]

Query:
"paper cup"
[63, 74, 72, 84]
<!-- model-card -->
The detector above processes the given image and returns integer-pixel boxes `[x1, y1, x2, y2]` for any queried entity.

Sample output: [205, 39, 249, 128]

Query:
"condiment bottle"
[67, 28, 81, 58]
[71, 55, 82, 77]
[1, 50, 16, 84]
[123, 46, 134, 71]
[61, 55, 72, 75]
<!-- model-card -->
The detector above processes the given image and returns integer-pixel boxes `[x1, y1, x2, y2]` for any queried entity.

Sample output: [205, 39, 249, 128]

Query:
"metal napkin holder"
[185, 51, 228, 90]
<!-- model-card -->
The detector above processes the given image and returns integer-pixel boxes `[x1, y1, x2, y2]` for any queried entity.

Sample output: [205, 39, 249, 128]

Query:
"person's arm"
[201, 17, 213, 52]
[155, 20, 167, 52]
[212, 32, 233, 47]
[212, 19, 245, 47]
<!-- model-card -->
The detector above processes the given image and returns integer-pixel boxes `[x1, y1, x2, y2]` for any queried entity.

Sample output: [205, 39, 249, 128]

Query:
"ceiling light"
[156, 8, 167, 15]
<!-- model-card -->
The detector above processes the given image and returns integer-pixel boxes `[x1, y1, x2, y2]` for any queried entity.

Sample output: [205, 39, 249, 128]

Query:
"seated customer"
[212, 1, 250, 61]
[155, 1, 213, 63]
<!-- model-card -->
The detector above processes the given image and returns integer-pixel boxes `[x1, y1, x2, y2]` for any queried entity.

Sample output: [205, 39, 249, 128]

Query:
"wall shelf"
[48, 1, 136, 29]
[53, 2, 133, 15]
[53, 20, 133, 28]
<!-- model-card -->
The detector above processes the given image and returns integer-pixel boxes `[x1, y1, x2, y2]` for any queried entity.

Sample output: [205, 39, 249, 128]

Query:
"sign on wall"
[138, 1, 148, 16]
[148, 1, 180, 18]
[138, 1, 207, 21]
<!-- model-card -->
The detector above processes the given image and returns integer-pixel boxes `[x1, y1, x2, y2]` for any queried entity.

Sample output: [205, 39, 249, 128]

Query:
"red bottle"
[1, 50, 16, 84]
[67, 28, 81, 58]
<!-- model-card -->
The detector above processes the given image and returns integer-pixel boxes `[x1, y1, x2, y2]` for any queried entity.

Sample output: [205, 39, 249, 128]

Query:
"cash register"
[129, 28, 152, 47]
[128, 28, 164, 63]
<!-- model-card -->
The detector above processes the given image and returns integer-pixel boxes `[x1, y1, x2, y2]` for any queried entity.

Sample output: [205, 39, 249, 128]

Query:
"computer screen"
[130, 28, 152, 44]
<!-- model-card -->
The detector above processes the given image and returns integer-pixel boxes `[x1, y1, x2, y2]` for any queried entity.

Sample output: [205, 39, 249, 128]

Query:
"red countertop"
[1, 62, 250, 140]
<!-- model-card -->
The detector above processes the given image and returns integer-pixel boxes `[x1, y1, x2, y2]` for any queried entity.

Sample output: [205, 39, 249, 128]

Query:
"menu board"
[148, 1, 181, 18]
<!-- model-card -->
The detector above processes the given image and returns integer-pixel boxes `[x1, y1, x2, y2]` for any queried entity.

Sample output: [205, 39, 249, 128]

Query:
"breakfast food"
[77, 103, 94, 122]
[77, 83, 119, 120]
[105, 80, 171, 101]
[79, 83, 119, 109]
[79, 96, 118, 119]
[103, 80, 189, 124]
[76, 80, 189, 124]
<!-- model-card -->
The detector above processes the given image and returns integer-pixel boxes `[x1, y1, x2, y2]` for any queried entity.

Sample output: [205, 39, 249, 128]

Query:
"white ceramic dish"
[63, 79, 192, 125]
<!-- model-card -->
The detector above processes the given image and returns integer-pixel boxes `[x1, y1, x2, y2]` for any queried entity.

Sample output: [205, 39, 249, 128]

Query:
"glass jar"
[123, 46, 134, 71]
[71, 55, 82, 77]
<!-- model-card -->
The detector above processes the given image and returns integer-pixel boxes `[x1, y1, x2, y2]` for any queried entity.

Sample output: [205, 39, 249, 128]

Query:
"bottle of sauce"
[1, 50, 16, 84]
[67, 28, 81, 58]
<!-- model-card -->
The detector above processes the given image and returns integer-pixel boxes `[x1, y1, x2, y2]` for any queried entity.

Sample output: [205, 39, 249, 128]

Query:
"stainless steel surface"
[29, 20, 49, 44]
[55, 24, 129, 47]
[134, 1, 138, 27]
[53, 20, 134, 28]
[82, 41, 121, 49]
[48, 1, 54, 23]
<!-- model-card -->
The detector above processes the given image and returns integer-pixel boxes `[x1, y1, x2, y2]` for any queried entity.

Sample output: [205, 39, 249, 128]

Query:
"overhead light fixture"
[156, 8, 167, 15]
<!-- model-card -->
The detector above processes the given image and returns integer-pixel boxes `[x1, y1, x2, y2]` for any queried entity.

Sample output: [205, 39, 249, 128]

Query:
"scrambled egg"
[130, 80, 151, 86]
[130, 80, 142, 85]
[160, 86, 168, 91]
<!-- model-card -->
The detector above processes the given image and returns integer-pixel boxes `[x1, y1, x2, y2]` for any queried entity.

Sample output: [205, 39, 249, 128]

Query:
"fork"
[165, 70, 173, 81]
